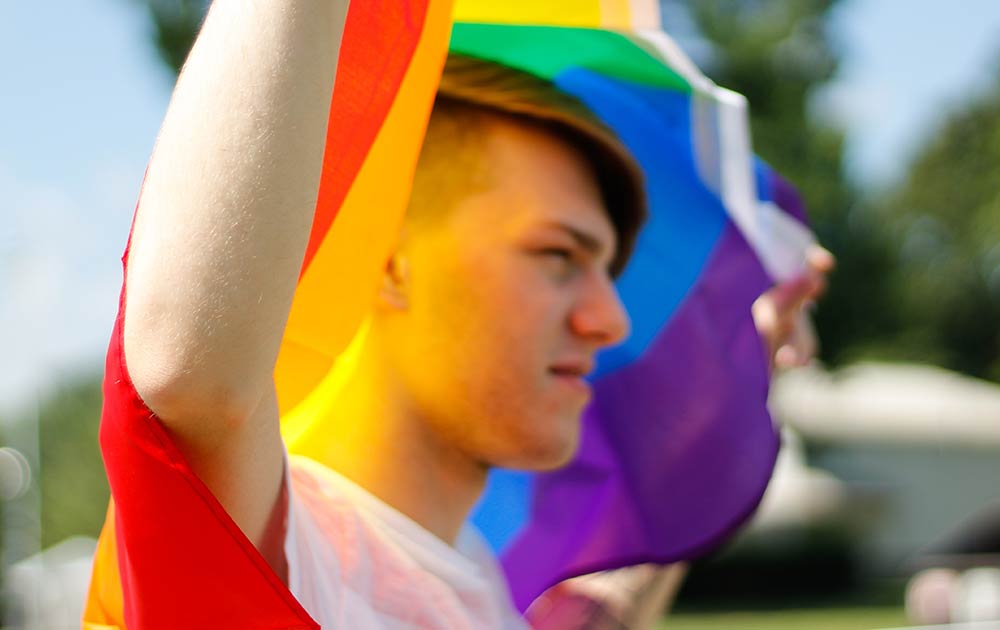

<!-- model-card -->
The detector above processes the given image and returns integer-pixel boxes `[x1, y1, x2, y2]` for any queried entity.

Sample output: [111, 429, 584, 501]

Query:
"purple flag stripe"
[501, 222, 779, 611]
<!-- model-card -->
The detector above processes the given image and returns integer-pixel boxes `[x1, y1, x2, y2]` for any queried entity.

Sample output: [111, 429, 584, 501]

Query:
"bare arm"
[122, 0, 350, 562]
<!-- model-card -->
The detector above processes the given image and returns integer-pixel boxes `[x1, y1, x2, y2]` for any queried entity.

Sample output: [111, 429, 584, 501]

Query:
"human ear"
[377, 252, 409, 310]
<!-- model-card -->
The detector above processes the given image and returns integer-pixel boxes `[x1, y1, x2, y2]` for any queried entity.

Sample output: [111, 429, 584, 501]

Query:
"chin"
[525, 443, 578, 471]
[500, 421, 582, 471]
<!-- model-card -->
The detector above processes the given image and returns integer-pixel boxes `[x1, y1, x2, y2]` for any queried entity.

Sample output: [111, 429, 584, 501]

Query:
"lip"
[549, 357, 595, 377]
[548, 359, 595, 397]
[550, 372, 592, 397]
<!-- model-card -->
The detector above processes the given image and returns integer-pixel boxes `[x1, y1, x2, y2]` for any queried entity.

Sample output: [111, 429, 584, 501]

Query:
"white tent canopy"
[770, 362, 1000, 448]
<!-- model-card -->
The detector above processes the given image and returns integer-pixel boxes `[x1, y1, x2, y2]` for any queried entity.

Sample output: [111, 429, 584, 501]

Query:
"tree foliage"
[141, 0, 209, 74]
[878, 75, 1000, 380]
[37, 375, 108, 546]
[3, 374, 109, 549]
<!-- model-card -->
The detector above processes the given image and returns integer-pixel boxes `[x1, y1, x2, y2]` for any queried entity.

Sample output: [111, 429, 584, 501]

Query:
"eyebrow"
[543, 221, 615, 261]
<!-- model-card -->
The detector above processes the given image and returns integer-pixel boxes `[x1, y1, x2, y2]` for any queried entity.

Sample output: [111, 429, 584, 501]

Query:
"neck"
[296, 330, 488, 545]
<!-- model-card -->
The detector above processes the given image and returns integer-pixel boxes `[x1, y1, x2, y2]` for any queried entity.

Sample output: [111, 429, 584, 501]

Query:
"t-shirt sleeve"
[83, 230, 318, 630]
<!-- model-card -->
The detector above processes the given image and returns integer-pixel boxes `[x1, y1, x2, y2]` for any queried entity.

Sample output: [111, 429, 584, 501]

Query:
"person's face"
[380, 114, 630, 471]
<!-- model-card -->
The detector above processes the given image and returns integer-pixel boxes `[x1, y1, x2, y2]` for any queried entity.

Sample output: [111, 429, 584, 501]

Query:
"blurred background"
[3, 1, 1000, 628]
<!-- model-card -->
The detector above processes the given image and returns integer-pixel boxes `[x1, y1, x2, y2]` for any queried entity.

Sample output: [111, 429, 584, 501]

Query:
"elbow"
[121, 301, 276, 433]
[126, 344, 268, 434]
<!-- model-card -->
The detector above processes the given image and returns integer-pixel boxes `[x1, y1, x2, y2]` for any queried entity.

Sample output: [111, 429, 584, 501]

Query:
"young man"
[86, 1, 830, 628]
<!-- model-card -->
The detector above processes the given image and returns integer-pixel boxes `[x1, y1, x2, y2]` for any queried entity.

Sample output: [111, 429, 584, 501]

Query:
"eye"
[541, 248, 573, 261]
[536, 247, 579, 279]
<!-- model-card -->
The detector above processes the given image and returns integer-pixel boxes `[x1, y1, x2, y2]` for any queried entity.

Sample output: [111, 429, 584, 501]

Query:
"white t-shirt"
[284, 454, 530, 630]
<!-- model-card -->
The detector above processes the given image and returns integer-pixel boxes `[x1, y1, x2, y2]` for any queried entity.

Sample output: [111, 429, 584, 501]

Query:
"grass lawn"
[660, 606, 910, 630]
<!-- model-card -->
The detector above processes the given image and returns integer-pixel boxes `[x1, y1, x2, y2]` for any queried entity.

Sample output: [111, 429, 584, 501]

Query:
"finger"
[806, 245, 836, 273]
[791, 311, 818, 360]
[774, 345, 801, 370]
[769, 275, 814, 312]
[806, 272, 828, 301]
[775, 313, 818, 368]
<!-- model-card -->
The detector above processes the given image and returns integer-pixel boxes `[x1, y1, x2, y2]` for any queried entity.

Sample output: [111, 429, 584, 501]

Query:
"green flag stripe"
[450, 24, 692, 93]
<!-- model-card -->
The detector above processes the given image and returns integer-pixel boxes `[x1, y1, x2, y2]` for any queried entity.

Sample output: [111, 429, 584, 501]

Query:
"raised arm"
[122, 0, 350, 561]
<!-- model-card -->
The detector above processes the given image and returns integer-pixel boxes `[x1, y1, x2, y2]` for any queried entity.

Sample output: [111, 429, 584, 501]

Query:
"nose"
[568, 273, 631, 348]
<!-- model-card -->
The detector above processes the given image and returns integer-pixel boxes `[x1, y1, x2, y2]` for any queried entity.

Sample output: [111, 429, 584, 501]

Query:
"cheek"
[446, 254, 557, 373]
[435, 261, 541, 382]
[408, 266, 541, 445]
[442, 261, 582, 449]
[406, 244, 582, 466]
[417, 260, 537, 411]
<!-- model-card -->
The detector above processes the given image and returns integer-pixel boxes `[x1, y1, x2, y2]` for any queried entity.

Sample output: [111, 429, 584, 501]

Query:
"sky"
[820, 0, 1000, 186]
[2, 1, 1000, 418]
[2, 1, 172, 417]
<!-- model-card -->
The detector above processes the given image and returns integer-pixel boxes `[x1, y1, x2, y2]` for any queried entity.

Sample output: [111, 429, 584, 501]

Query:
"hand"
[752, 245, 835, 371]
[527, 564, 689, 630]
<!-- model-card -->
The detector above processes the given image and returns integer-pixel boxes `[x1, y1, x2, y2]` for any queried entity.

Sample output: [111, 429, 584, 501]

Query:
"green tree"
[141, 0, 209, 74]
[1, 374, 108, 551]
[37, 374, 108, 547]
[878, 72, 1000, 380]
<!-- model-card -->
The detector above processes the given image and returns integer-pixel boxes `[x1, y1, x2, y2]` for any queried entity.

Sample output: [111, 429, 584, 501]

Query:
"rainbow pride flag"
[441, 13, 816, 610]
[85, 0, 813, 626]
